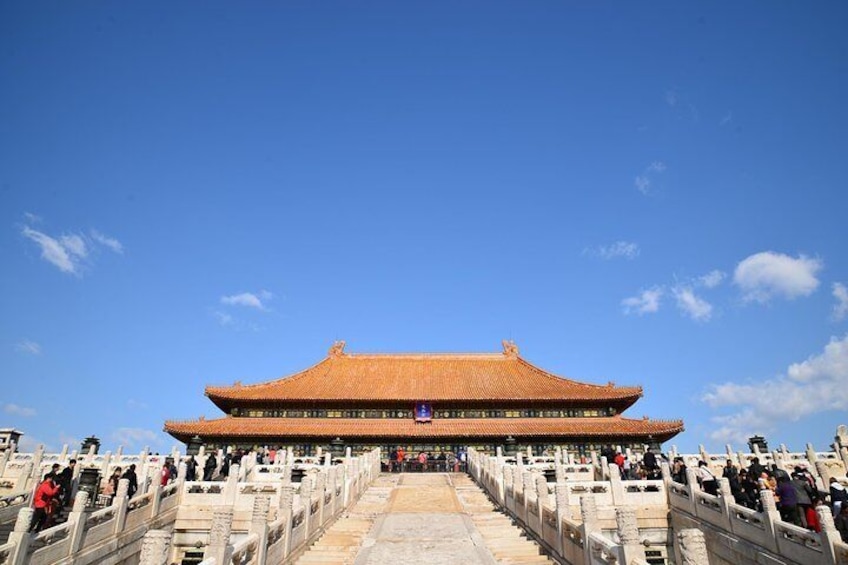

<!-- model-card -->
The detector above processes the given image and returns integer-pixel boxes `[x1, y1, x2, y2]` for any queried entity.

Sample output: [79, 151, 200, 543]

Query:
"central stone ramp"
[296, 473, 552, 564]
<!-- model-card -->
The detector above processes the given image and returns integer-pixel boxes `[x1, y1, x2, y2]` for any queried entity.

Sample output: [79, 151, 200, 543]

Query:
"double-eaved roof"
[204, 340, 643, 410]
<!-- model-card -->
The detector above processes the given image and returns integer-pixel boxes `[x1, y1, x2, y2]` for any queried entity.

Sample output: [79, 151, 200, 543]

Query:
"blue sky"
[2, 3, 847, 455]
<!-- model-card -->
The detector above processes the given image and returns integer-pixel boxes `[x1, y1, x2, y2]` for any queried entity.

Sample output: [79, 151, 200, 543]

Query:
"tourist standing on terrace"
[696, 461, 718, 496]
[776, 476, 801, 526]
[122, 465, 138, 498]
[30, 474, 60, 532]
[830, 477, 847, 516]
[642, 448, 657, 472]
[58, 459, 76, 507]
[836, 504, 848, 542]
[203, 452, 217, 481]
[185, 456, 197, 481]
[105, 467, 122, 505]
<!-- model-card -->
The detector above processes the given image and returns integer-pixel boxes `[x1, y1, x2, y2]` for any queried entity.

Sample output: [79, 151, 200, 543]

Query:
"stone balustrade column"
[139, 529, 172, 565]
[758, 489, 781, 553]
[224, 464, 240, 505]
[314, 470, 327, 524]
[250, 495, 271, 565]
[817, 505, 840, 565]
[18, 462, 33, 491]
[685, 467, 700, 493]
[599, 456, 609, 480]
[0, 449, 10, 478]
[67, 491, 90, 555]
[279, 482, 295, 558]
[113, 478, 130, 533]
[535, 474, 548, 508]
[31, 445, 44, 480]
[608, 463, 625, 504]
[8, 506, 34, 565]
[554, 481, 569, 556]
[616, 506, 646, 564]
[205, 507, 234, 564]
[815, 460, 832, 491]
[579, 494, 599, 565]
[555, 463, 566, 483]
[677, 528, 709, 565]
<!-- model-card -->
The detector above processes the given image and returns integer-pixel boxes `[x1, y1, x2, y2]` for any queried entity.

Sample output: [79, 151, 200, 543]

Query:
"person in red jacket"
[30, 474, 60, 532]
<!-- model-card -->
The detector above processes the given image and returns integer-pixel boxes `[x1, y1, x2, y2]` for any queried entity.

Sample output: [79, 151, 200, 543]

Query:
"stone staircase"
[453, 474, 553, 564]
[294, 475, 397, 565]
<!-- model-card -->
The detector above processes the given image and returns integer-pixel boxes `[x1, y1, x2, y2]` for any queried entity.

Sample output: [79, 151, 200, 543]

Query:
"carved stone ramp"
[297, 473, 552, 564]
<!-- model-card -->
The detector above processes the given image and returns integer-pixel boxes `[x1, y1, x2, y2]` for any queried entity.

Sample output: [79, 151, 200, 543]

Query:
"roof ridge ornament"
[329, 340, 346, 357]
[502, 339, 519, 358]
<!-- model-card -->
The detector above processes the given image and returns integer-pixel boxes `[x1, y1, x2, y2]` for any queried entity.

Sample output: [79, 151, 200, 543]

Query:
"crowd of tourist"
[387, 447, 466, 472]
[666, 455, 848, 541]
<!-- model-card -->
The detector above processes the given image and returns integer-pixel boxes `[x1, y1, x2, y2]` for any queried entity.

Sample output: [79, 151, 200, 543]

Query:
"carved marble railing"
[0, 447, 382, 565]
[668, 472, 848, 565]
[468, 449, 678, 565]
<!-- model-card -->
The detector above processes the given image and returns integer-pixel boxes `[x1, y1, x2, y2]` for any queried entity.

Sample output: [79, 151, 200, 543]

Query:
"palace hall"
[164, 341, 683, 456]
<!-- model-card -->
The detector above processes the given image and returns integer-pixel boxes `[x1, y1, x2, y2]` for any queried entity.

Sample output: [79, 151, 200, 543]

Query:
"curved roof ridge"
[206, 356, 334, 393]
[515, 355, 643, 393]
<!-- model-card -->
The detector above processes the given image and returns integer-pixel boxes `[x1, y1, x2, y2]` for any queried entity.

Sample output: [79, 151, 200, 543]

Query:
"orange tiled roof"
[164, 416, 683, 443]
[205, 341, 643, 409]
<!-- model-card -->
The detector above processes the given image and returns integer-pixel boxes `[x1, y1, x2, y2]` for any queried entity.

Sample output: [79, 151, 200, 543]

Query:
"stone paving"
[296, 473, 552, 565]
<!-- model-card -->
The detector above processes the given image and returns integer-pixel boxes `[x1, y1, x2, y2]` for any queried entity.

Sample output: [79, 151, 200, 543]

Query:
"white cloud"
[4, 403, 37, 417]
[733, 251, 822, 302]
[22, 226, 78, 274]
[720, 111, 733, 127]
[622, 288, 663, 315]
[127, 399, 148, 410]
[90, 230, 124, 254]
[634, 161, 666, 195]
[18, 435, 49, 452]
[665, 89, 678, 107]
[698, 270, 726, 289]
[111, 427, 159, 448]
[59, 234, 88, 258]
[833, 283, 848, 322]
[586, 241, 640, 260]
[15, 339, 42, 355]
[220, 291, 272, 310]
[672, 286, 713, 322]
[213, 310, 234, 326]
[21, 221, 122, 275]
[23, 212, 42, 224]
[703, 334, 848, 444]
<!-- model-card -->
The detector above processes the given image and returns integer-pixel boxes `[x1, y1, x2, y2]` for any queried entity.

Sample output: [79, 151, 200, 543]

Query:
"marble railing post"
[100, 451, 112, 478]
[139, 529, 172, 565]
[685, 467, 700, 493]
[17, 462, 32, 491]
[579, 494, 599, 565]
[113, 478, 130, 534]
[0, 449, 10, 478]
[67, 491, 90, 555]
[817, 505, 840, 565]
[555, 463, 566, 483]
[31, 445, 44, 481]
[555, 482, 569, 556]
[300, 474, 314, 538]
[149, 480, 163, 518]
[717, 477, 733, 518]
[224, 464, 240, 505]
[535, 474, 548, 513]
[616, 506, 646, 564]
[250, 496, 271, 565]
[314, 470, 327, 526]
[758, 489, 781, 553]
[599, 456, 609, 480]
[608, 463, 625, 504]
[279, 483, 295, 559]
[677, 528, 709, 565]
[205, 507, 234, 565]
[522, 471, 534, 519]
[8, 507, 34, 565]
[60, 444, 69, 462]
